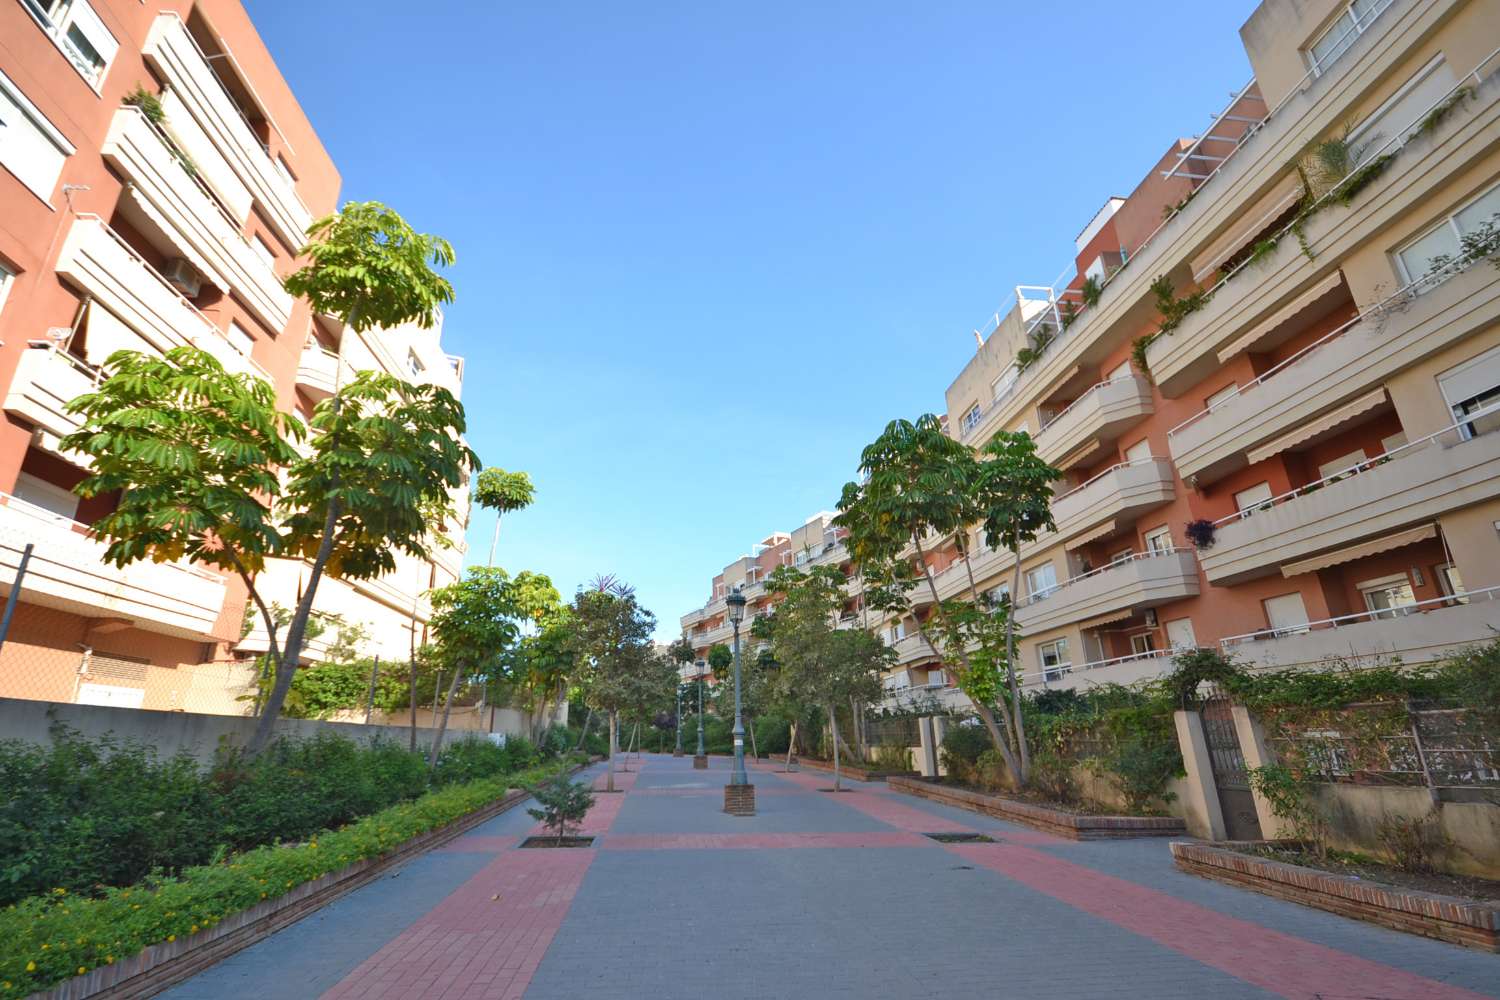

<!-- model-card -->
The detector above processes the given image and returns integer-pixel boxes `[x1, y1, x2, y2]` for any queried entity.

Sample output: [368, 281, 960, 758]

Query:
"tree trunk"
[607, 710, 618, 793]
[1006, 546, 1030, 784]
[488, 511, 502, 566]
[576, 707, 594, 751]
[828, 704, 842, 792]
[747, 716, 758, 760]
[784, 721, 797, 771]
[408, 657, 418, 752]
[973, 701, 1020, 781]
[427, 663, 465, 771]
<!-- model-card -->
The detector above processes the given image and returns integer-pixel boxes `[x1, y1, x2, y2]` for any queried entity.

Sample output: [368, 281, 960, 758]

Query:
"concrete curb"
[887, 776, 1186, 840]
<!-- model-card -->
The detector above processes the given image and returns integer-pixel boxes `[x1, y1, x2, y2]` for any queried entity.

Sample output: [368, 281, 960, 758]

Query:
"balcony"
[1222, 586, 1500, 671]
[1034, 374, 1153, 470]
[143, 12, 313, 249]
[102, 107, 292, 333]
[1147, 56, 1500, 395]
[1168, 258, 1500, 485]
[1051, 458, 1177, 546]
[55, 217, 267, 382]
[889, 632, 939, 666]
[296, 346, 342, 400]
[1015, 549, 1199, 635]
[1200, 413, 1500, 585]
[1018, 648, 1179, 693]
[0, 492, 228, 639]
[880, 683, 971, 714]
[3, 345, 98, 446]
[953, 0, 1451, 441]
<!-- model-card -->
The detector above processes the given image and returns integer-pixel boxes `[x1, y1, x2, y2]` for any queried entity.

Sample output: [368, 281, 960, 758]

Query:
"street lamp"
[723, 587, 754, 814]
[674, 681, 684, 756]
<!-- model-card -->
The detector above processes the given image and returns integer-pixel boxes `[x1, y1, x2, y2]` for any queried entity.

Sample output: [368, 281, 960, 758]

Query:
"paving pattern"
[161, 753, 1500, 999]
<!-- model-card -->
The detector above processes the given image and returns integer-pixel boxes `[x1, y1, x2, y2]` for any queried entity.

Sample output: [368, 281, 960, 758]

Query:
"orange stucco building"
[0, 0, 467, 713]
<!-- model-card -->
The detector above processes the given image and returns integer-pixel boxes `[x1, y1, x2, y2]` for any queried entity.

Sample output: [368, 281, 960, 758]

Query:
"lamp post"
[674, 682, 684, 756]
[692, 660, 707, 769]
[723, 588, 754, 814]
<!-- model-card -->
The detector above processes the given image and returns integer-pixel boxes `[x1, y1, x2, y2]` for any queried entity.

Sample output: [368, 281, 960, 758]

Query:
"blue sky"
[246, 1, 1255, 637]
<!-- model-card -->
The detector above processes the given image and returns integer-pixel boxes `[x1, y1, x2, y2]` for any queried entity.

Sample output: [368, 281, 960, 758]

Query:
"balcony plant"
[1184, 518, 1217, 550]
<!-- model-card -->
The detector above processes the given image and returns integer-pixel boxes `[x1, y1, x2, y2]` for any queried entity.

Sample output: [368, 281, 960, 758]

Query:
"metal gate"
[1200, 698, 1263, 841]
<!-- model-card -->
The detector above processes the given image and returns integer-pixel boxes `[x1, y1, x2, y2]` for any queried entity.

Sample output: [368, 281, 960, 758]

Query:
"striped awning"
[1281, 524, 1436, 577]
[1246, 388, 1388, 465]
[1216, 272, 1347, 362]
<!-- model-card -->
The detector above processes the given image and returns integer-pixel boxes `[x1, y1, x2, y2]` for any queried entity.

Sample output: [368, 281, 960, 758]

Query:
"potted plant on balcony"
[1185, 518, 1217, 550]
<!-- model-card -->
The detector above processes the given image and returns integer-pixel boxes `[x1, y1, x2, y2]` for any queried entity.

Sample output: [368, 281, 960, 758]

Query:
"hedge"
[0, 754, 583, 997]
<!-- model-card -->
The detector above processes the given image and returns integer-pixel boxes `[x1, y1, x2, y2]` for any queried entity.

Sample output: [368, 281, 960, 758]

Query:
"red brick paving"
[601, 831, 930, 850]
[949, 842, 1492, 1000]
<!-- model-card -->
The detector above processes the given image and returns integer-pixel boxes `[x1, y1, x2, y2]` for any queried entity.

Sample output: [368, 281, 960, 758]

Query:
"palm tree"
[474, 467, 535, 565]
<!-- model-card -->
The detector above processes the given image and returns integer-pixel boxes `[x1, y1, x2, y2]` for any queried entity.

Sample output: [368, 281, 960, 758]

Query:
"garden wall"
[0, 698, 544, 763]
[1314, 784, 1500, 880]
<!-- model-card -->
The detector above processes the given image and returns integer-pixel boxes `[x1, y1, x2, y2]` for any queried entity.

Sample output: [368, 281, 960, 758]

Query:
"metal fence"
[1268, 702, 1499, 791]
[865, 715, 921, 747]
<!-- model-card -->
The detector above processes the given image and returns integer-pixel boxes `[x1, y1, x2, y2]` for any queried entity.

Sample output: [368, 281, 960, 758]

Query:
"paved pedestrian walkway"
[161, 754, 1500, 999]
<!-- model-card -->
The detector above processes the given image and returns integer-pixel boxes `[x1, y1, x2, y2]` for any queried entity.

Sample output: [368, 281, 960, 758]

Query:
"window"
[1165, 617, 1197, 650]
[1263, 592, 1311, 637]
[20, 0, 119, 88]
[1348, 57, 1456, 160]
[1123, 438, 1151, 464]
[1130, 632, 1157, 656]
[0, 70, 73, 202]
[1110, 547, 1133, 565]
[992, 365, 1018, 401]
[1395, 180, 1500, 285]
[794, 550, 808, 567]
[962, 403, 982, 433]
[1358, 573, 1417, 619]
[0, 260, 14, 318]
[987, 582, 1010, 607]
[1144, 525, 1173, 554]
[1025, 563, 1058, 600]
[1305, 0, 1393, 77]
[250, 234, 276, 273]
[1204, 383, 1240, 410]
[1437, 342, 1500, 441]
[1317, 449, 1366, 479]
[226, 321, 254, 358]
[1037, 638, 1070, 682]
[406, 349, 426, 378]
[1438, 563, 1466, 604]
[14, 472, 80, 519]
[1234, 482, 1275, 518]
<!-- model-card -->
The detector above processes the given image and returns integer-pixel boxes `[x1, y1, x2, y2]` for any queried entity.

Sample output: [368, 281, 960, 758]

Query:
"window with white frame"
[962, 403, 982, 433]
[1144, 524, 1173, 554]
[1347, 56, 1455, 162]
[1437, 342, 1500, 441]
[1037, 638, 1069, 682]
[1394, 181, 1500, 286]
[1437, 563, 1466, 604]
[1305, 0, 1394, 77]
[1234, 482, 1275, 518]
[226, 321, 255, 358]
[1358, 573, 1417, 619]
[1110, 547, 1133, 565]
[20, 0, 119, 88]
[1263, 592, 1311, 637]
[0, 260, 14, 318]
[992, 364, 1019, 401]
[1130, 632, 1157, 656]
[406, 348, 425, 378]
[0, 70, 74, 202]
[986, 582, 1010, 607]
[1025, 563, 1058, 600]
[1317, 449, 1367, 479]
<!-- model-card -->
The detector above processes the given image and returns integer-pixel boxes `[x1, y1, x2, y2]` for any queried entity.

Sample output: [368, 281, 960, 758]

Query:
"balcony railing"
[1219, 586, 1500, 648]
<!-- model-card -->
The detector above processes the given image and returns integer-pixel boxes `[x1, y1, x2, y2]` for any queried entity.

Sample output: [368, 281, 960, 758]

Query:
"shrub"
[1375, 812, 1451, 874]
[430, 737, 510, 787]
[526, 776, 594, 843]
[753, 714, 791, 756]
[873, 743, 913, 772]
[940, 723, 990, 782]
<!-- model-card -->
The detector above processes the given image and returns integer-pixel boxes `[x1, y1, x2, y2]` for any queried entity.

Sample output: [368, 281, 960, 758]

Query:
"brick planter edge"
[886, 776, 1185, 840]
[29, 761, 589, 1000]
[1170, 841, 1500, 952]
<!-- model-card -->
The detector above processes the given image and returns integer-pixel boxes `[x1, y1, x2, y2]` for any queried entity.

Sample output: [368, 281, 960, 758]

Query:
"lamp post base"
[693, 755, 708, 769]
[673, 749, 684, 757]
[723, 783, 756, 816]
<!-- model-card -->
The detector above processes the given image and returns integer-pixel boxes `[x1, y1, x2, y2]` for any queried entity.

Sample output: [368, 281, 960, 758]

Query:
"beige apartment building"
[682, 0, 1500, 710]
[0, 0, 468, 714]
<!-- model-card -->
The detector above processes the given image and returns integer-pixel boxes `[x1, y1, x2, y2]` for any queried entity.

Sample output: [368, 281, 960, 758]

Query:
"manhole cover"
[519, 836, 596, 849]
[923, 832, 995, 844]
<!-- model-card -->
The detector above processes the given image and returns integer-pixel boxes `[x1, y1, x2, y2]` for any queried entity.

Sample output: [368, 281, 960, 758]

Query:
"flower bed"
[1171, 841, 1500, 952]
[1, 756, 587, 999]
[887, 776, 1185, 840]
[782, 757, 916, 782]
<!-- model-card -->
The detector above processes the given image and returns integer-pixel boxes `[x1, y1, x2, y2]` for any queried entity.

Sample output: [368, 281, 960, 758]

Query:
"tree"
[567, 586, 657, 792]
[764, 565, 888, 790]
[527, 776, 594, 845]
[426, 567, 523, 769]
[474, 467, 536, 566]
[835, 414, 1025, 780]
[706, 643, 732, 679]
[975, 430, 1061, 780]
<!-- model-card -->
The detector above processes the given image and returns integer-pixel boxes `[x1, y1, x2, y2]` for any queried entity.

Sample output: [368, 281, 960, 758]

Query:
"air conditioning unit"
[1143, 609, 1159, 628]
[161, 258, 202, 298]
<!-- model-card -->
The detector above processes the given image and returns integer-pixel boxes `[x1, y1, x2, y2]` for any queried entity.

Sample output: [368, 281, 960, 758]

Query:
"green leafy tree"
[765, 565, 888, 789]
[474, 467, 536, 565]
[567, 584, 657, 791]
[526, 775, 595, 845]
[706, 643, 732, 679]
[426, 567, 524, 768]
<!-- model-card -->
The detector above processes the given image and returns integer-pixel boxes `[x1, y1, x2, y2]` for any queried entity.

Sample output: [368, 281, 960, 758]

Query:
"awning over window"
[119, 183, 229, 294]
[81, 300, 154, 365]
[1077, 608, 1134, 631]
[1216, 271, 1348, 363]
[1065, 519, 1120, 551]
[1246, 388, 1388, 465]
[1281, 524, 1436, 577]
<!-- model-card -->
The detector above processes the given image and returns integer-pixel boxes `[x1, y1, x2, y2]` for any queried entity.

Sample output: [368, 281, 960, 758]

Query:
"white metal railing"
[1017, 546, 1189, 609]
[1052, 456, 1163, 505]
[1179, 45, 1500, 326]
[957, 2, 1418, 433]
[0, 489, 220, 582]
[1168, 238, 1500, 439]
[1219, 585, 1500, 647]
[1209, 399, 1500, 528]
[1036, 373, 1139, 436]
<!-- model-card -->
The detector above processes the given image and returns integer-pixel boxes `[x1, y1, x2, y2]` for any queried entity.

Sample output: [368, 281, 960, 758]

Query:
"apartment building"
[0, 0, 467, 714]
[678, 0, 1500, 711]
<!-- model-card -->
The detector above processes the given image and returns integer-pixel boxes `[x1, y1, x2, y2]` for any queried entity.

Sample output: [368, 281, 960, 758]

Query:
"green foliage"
[283, 201, 455, 333]
[1130, 333, 1157, 378]
[1149, 274, 1212, 338]
[1163, 648, 1245, 708]
[1080, 274, 1102, 308]
[752, 713, 791, 755]
[1329, 153, 1394, 207]
[707, 644, 732, 672]
[525, 776, 594, 843]
[1248, 763, 1330, 853]
[0, 754, 579, 996]
[473, 467, 535, 516]
[873, 743, 913, 772]
[1415, 86, 1474, 138]
[122, 84, 165, 124]
[940, 723, 990, 774]
[429, 567, 523, 675]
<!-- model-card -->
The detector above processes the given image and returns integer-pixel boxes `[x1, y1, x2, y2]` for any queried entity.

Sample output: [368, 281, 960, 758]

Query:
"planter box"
[887, 776, 1185, 840]
[1170, 841, 1500, 952]
[31, 763, 587, 1000]
[784, 757, 917, 782]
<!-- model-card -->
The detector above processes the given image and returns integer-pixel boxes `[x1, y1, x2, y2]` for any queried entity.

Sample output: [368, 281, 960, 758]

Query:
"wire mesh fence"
[1267, 702, 1500, 790]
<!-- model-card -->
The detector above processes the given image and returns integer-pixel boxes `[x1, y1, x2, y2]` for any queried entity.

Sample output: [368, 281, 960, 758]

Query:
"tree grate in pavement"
[519, 836, 597, 849]
[923, 832, 995, 843]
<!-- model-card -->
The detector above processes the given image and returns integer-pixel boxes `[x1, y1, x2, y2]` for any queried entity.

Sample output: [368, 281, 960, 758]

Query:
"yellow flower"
[25, 963, 35, 973]
[77, 967, 86, 975]
[40, 945, 48, 951]
[166, 935, 175, 943]
[190, 925, 198, 933]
